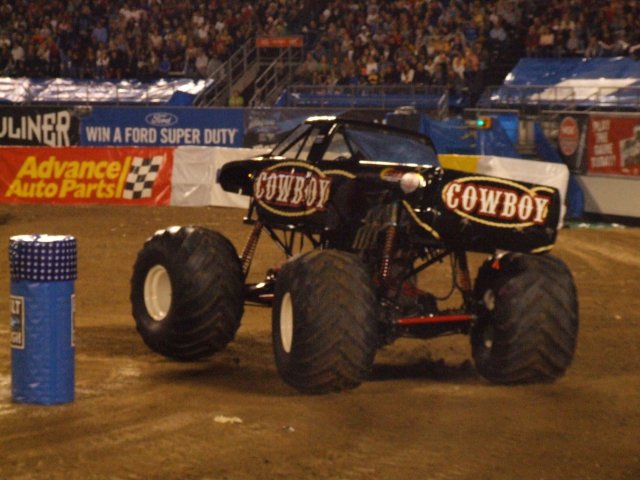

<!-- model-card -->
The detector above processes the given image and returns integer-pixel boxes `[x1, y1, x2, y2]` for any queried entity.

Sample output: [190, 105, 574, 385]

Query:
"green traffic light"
[475, 116, 491, 129]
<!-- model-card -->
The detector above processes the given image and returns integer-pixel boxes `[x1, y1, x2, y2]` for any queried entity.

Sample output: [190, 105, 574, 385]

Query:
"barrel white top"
[9, 234, 77, 281]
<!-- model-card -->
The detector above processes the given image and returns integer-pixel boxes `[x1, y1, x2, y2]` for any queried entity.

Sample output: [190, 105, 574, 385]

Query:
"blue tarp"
[278, 89, 468, 110]
[505, 57, 640, 86]
[420, 117, 475, 154]
[476, 118, 521, 157]
[419, 115, 521, 158]
[484, 57, 640, 109]
[279, 90, 447, 110]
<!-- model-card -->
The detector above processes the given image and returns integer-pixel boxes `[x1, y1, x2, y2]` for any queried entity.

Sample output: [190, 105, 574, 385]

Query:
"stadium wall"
[0, 105, 638, 220]
[0, 146, 264, 207]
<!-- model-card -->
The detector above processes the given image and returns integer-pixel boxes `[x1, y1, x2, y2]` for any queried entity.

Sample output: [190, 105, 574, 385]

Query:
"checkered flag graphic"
[122, 155, 164, 199]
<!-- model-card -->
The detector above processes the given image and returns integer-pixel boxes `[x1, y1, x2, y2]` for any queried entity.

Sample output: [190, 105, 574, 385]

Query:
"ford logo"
[145, 112, 178, 126]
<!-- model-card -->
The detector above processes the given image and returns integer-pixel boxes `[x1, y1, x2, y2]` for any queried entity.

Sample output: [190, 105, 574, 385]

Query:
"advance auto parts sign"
[0, 147, 172, 205]
[254, 162, 332, 217]
[442, 176, 553, 228]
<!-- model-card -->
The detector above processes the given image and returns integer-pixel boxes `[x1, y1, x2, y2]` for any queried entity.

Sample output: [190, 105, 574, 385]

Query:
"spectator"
[525, 25, 539, 57]
[3, 0, 640, 100]
[584, 36, 603, 58]
[228, 89, 244, 107]
[566, 30, 584, 56]
[297, 52, 319, 84]
[0, 42, 9, 74]
[157, 54, 171, 78]
[450, 52, 466, 93]
[195, 48, 209, 79]
[95, 46, 109, 79]
[91, 18, 108, 46]
[537, 26, 556, 57]
[399, 62, 415, 85]
[414, 60, 430, 85]
[0, 0, 308, 81]
[10, 41, 25, 75]
[182, 40, 199, 78]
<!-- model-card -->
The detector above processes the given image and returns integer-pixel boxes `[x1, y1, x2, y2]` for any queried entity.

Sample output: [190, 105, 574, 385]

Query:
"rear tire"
[131, 226, 244, 361]
[471, 252, 578, 384]
[272, 250, 378, 394]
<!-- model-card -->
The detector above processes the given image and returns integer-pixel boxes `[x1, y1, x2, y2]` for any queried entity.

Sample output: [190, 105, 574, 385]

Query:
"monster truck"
[130, 115, 578, 394]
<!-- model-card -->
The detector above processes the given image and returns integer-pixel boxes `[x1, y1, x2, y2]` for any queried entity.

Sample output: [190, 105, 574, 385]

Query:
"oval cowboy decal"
[254, 162, 332, 217]
[442, 176, 553, 228]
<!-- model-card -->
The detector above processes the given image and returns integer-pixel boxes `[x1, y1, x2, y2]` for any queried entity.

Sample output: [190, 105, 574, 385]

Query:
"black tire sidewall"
[271, 250, 378, 393]
[472, 253, 578, 383]
[131, 227, 244, 360]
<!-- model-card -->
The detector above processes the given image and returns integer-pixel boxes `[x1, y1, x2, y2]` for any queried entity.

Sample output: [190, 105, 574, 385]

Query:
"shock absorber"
[380, 203, 398, 283]
[454, 250, 473, 301]
[240, 221, 262, 278]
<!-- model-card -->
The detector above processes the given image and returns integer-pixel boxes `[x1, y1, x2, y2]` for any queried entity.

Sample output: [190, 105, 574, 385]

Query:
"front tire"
[471, 252, 578, 384]
[131, 226, 244, 361]
[273, 250, 378, 394]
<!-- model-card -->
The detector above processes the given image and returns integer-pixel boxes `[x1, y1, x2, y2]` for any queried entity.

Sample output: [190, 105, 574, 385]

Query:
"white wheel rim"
[280, 292, 294, 353]
[483, 289, 496, 311]
[483, 325, 494, 350]
[481, 290, 496, 349]
[144, 265, 172, 321]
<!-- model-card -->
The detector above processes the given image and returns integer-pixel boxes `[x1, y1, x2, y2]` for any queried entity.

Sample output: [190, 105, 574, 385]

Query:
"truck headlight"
[400, 172, 426, 194]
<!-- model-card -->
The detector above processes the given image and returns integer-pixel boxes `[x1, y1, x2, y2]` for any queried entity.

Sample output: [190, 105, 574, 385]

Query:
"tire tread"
[472, 253, 578, 384]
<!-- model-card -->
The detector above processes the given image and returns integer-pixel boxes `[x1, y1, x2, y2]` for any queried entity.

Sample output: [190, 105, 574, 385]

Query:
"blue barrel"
[9, 235, 77, 405]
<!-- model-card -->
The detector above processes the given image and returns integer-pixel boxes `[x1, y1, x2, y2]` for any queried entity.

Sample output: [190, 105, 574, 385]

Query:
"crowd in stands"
[295, 0, 489, 101]
[0, 0, 313, 81]
[294, 0, 640, 101]
[524, 0, 640, 58]
[1, 0, 640, 102]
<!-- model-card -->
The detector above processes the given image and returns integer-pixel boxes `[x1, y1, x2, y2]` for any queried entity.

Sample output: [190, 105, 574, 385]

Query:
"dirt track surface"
[0, 204, 638, 480]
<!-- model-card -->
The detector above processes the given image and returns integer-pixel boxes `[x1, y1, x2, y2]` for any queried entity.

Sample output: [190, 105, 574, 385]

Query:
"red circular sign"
[559, 116, 579, 157]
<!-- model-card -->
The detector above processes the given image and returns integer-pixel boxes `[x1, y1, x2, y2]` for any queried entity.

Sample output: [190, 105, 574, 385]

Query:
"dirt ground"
[0, 204, 638, 480]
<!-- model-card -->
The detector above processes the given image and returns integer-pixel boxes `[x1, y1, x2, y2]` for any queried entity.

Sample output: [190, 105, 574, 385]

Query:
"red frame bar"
[396, 313, 473, 325]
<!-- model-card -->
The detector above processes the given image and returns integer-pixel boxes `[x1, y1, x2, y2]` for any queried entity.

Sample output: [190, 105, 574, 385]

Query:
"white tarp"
[575, 174, 640, 217]
[171, 147, 268, 208]
[0, 77, 208, 104]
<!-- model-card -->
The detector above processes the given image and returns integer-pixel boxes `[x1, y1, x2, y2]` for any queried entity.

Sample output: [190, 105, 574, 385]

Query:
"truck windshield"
[344, 126, 439, 166]
[271, 124, 312, 157]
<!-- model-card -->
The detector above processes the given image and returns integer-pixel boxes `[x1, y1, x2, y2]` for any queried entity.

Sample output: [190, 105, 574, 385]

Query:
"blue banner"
[80, 107, 244, 147]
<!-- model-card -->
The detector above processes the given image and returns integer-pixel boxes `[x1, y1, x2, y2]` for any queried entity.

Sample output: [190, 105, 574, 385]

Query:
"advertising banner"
[0, 147, 173, 205]
[587, 116, 640, 176]
[0, 106, 80, 147]
[557, 114, 588, 173]
[256, 36, 303, 48]
[80, 107, 244, 147]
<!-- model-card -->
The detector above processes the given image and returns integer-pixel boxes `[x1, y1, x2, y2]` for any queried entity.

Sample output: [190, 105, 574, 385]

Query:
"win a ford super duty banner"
[80, 107, 244, 147]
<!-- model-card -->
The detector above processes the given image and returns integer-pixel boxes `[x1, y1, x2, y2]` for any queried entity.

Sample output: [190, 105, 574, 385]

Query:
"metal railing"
[479, 84, 640, 111]
[249, 47, 304, 106]
[281, 84, 449, 114]
[193, 39, 259, 107]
